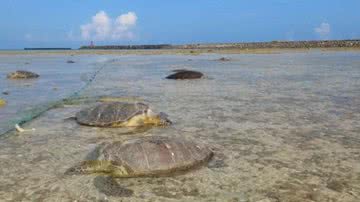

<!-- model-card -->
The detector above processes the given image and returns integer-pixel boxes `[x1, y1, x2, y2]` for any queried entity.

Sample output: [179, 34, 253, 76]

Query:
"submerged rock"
[66, 136, 213, 178]
[7, 70, 39, 79]
[66, 60, 75, 64]
[166, 70, 204, 80]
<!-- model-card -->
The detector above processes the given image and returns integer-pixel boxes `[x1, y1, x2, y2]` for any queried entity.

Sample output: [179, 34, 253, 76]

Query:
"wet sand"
[0, 52, 359, 201]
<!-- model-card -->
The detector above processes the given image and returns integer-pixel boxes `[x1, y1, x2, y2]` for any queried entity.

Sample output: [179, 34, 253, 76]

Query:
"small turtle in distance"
[7, 70, 39, 79]
[166, 70, 204, 80]
[217, 57, 231, 61]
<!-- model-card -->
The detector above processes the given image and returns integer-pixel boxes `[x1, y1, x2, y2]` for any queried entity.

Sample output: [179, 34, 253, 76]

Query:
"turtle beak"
[158, 112, 172, 125]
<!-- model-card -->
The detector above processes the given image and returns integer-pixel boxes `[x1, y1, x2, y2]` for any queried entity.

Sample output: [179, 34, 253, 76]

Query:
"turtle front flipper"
[119, 125, 153, 135]
[93, 176, 134, 197]
[107, 161, 136, 178]
[65, 160, 112, 175]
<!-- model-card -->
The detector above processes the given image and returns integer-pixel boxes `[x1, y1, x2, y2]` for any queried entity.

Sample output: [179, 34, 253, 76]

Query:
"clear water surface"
[0, 51, 359, 201]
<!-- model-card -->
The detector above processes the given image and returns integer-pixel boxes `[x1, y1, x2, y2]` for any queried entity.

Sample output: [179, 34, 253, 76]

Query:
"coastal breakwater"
[79, 39, 360, 50]
[24, 48, 72, 50]
[79, 44, 172, 50]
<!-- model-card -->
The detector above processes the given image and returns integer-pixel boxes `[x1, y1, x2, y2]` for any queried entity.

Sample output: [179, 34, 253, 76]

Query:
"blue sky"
[0, 0, 359, 49]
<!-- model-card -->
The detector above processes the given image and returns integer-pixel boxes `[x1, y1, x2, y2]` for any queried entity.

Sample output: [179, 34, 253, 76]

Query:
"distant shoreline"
[1, 47, 360, 56]
[1, 39, 360, 55]
[24, 48, 72, 50]
[79, 39, 360, 50]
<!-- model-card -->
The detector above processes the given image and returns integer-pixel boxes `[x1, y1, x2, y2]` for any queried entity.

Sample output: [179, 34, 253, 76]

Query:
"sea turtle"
[217, 57, 231, 62]
[7, 70, 39, 79]
[97, 96, 144, 103]
[75, 102, 171, 127]
[65, 136, 213, 177]
[166, 70, 204, 80]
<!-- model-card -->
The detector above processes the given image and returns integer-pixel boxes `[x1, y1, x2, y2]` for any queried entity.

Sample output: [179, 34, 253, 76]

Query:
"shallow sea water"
[0, 51, 360, 201]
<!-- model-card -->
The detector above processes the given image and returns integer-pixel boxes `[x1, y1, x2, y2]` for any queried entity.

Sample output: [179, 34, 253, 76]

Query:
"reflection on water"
[0, 52, 360, 201]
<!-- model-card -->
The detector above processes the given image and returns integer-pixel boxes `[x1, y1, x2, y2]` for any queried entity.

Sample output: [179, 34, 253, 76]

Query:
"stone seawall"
[79, 40, 360, 50]
[175, 40, 360, 49]
[79, 44, 172, 50]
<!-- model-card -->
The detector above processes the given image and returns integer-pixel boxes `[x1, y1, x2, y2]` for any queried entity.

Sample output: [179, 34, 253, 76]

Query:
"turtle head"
[157, 112, 172, 126]
[145, 109, 172, 126]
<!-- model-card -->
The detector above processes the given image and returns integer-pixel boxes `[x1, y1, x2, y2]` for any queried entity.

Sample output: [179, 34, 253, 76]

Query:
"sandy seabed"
[0, 51, 359, 201]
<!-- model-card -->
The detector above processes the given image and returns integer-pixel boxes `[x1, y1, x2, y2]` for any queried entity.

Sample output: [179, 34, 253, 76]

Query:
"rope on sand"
[0, 61, 110, 137]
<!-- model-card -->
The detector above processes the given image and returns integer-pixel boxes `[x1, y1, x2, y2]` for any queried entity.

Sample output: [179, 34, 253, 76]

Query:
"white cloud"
[81, 11, 137, 41]
[112, 12, 137, 40]
[314, 22, 330, 39]
[117, 12, 137, 27]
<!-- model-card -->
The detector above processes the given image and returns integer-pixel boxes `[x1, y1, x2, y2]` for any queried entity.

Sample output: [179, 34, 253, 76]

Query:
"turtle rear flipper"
[65, 160, 111, 175]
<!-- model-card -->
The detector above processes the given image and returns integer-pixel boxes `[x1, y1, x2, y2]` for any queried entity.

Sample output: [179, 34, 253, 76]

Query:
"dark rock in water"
[67, 60, 75, 64]
[65, 136, 213, 178]
[93, 176, 134, 197]
[2, 91, 9, 95]
[218, 57, 231, 61]
[7, 70, 39, 79]
[166, 70, 204, 80]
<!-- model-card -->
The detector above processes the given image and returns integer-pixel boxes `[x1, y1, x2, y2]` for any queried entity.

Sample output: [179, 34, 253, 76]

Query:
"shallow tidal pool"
[0, 51, 360, 201]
